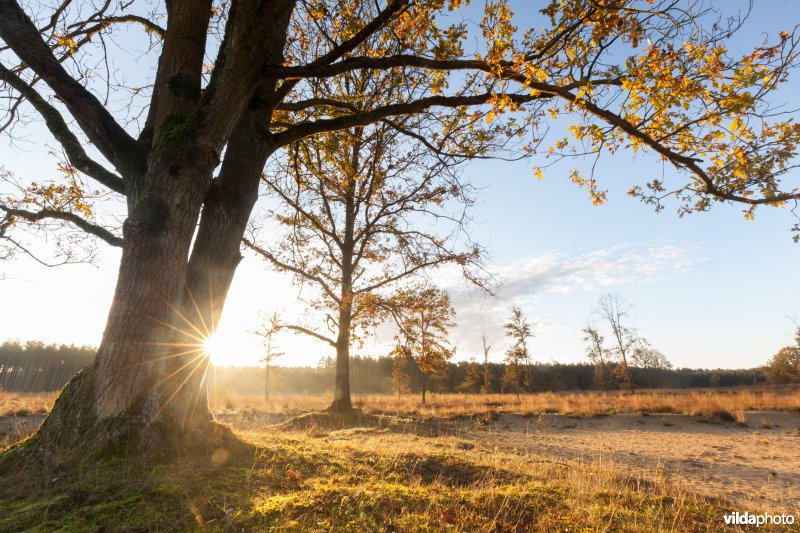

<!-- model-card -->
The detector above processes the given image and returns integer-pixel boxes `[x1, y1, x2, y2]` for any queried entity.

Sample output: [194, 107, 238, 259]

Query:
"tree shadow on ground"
[0, 413, 766, 532]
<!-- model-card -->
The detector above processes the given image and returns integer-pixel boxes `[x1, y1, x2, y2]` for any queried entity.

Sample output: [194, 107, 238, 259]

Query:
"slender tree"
[391, 357, 411, 397]
[502, 306, 533, 395]
[459, 358, 484, 393]
[388, 284, 456, 404]
[481, 334, 493, 394]
[254, 312, 284, 400]
[582, 323, 611, 390]
[593, 294, 666, 392]
[246, 99, 485, 412]
[0, 0, 797, 455]
[595, 295, 636, 392]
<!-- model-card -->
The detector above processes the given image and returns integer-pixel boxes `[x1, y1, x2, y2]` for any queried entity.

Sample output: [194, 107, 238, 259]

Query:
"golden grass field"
[211, 385, 800, 421]
[1, 386, 799, 531]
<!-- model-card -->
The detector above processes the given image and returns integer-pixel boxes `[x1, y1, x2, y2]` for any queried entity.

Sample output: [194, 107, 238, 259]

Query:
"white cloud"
[493, 242, 700, 297]
[440, 242, 705, 360]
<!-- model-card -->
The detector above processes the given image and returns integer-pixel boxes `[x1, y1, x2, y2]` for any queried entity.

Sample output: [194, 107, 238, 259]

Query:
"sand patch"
[438, 411, 800, 513]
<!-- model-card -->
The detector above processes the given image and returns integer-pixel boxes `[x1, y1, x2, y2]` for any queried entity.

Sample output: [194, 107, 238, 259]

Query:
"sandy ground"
[220, 408, 800, 513]
[435, 411, 800, 514]
[3, 410, 799, 513]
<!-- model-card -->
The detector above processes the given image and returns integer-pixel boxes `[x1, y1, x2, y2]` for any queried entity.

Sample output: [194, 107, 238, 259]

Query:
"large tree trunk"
[21, 51, 291, 461]
[0, 1, 296, 463]
[27, 153, 219, 456]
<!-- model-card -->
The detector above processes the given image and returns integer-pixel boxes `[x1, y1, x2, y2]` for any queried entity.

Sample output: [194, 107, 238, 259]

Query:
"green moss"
[152, 113, 200, 155]
[128, 195, 171, 238]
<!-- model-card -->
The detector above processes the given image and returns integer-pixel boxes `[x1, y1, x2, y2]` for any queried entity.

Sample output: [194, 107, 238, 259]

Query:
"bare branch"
[68, 15, 167, 40]
[281, 324, 336, 347]
[0, 63, 125, 194]
[0, 0, 147, 176]
[0, 204, 123, 246]
[242, 237, 341, 304]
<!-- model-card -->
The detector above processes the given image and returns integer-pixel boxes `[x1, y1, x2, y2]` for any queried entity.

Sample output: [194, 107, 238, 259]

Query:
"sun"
[202, 329, 262, 367]
[203, 333, 229, 366]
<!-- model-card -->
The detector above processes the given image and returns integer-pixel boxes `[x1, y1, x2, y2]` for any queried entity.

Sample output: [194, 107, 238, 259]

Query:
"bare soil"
[429, 410, 800, 514]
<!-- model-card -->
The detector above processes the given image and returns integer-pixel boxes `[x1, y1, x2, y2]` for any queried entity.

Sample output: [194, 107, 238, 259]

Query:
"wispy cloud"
[493, 242, 700, 298]
[440, 242, 705, 358]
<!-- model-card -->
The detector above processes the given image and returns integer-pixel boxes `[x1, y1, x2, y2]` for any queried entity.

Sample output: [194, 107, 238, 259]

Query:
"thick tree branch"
[150, 0, 213, 136]
[0, 204, 123, 246]
[275, 50, 797, 205]
[68, 15, 167, 40]
[548, 85, 800, 205]
[269, 0, 409, 108]
[275, 97, 360, 113]
[281, 324, 336, 347]
[0, 63, 125, 194]
[0, 0, 147, 177]
[268, 54, 492, 79]
[272, 91, 549, 148]
[193, 0, 295, 153]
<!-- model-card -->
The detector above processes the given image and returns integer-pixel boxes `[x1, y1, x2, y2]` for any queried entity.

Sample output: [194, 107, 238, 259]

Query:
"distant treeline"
[0, 341, 766, 394]
[213, 357, 767, 397]
[0, 341, 95, 392]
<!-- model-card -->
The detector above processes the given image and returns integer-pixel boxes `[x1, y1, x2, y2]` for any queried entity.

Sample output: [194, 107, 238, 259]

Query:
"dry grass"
[2, 422, 781, 531]
[1, 387, 798, 530]
[211, 385, 800, 423]
[0, 418, 39, 450]
[0, 392, 55, 418]
[2, 386, 797, 426]
[0, 393, 53, 450]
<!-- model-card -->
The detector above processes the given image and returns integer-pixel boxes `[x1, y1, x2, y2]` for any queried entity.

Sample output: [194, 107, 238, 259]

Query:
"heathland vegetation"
[0, 404, 766, 532]
[2, 385, 799, 530]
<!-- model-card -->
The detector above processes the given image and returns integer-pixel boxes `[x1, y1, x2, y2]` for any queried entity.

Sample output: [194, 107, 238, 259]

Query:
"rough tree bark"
[2, 0, 296, 457]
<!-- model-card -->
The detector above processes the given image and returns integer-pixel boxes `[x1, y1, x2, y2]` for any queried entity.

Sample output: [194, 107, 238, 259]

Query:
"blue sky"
[1, 0, 798, 369]
[3, 142, 797, 369]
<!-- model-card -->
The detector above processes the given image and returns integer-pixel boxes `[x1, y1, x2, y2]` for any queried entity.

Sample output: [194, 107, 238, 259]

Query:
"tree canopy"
[2, 0, 799, 258]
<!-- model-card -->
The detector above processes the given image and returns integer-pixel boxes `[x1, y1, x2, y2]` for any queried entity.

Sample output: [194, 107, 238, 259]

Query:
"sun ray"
[211, 361, 218, 410]
[112, 346, 206, 371]
[181, 282, 211, 338]
[191, 357, 211, 417]
[146, 350, 208, 397]
[150, 315, 209, 344]
[157, 355, 209, 418]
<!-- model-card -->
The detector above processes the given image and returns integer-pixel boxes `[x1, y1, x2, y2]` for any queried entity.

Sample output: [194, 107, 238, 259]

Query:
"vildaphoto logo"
[723, 511, 795, 527]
